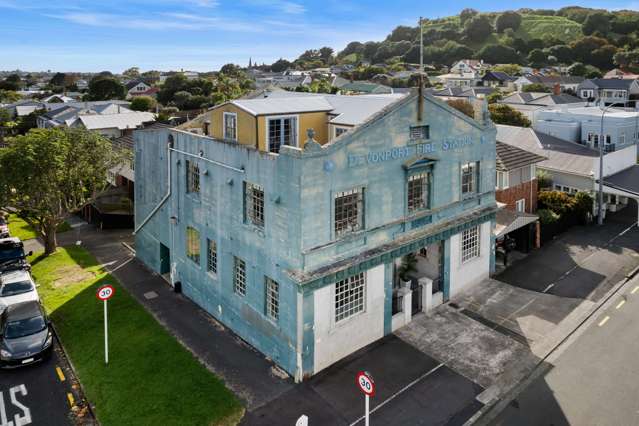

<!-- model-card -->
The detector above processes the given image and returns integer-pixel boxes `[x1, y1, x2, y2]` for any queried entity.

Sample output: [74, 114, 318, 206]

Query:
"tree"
[570, 36, 608, 63]
[0, 90, 21, 103]
[319, 47, 334, 64]
[130, 96, 157, 111]
[492, 64, 522, 76]
[527, 49, 547, 68]
[464, 14, 493, 41]
[157, 74, 189, 105]
[123, 67, 140, 78]
[387, 25, 418, 42]
[582, 12, 611, 36]
[50, 72, 66, 87]
[614, 49, 639, 70]
[460, 8, 478, 25]
[590, 45, 618, 70]
[338, 42, 365, 58]
[611, 12, 639, 35]
[88, 76, 126, 100]
[446, 100, 474, 118]
[547, 45, 573, 64]
[362, 41, 381, 61]
[522, 83, 551, 93]
[567, 62, 587, 76]
[219, 63, 242, 76]
[271, 58, 292, 72]
[496, 11, 522, 33]
[584, 65, 602, 79]
[0, 128, 124, 254]
[476, 44, 521, 64]
[489, 104, 531, 127]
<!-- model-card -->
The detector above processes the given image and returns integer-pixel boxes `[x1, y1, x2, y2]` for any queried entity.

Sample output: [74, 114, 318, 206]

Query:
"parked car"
[0, 238, 31, 273]
[0, 301, 53, 368]
[0, 217, 8, 238]
[0, 269, 39, 309]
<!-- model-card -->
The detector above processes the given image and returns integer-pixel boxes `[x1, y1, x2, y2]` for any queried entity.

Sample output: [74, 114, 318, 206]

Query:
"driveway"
[496, 206, 639, 301]
[0, 339, 91, 426]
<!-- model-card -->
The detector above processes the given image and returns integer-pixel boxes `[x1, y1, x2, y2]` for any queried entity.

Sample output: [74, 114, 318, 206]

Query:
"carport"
[600, 165, 639, 226]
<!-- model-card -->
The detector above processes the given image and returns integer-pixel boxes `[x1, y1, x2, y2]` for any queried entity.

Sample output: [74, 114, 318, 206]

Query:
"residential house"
[514, 74, 584, 93]
[134, 91, 497, 380]
[497, 125, 638, 217]
[499, 90, 584, 121]
[481, 71, 516, 90]
[76, 79, 88, 90]
[576, 78, 639, 106]
[434, 71, 481, 89]
[430, 87, 497, 101]
[126, 80, 153, 98]
[450, 59, 489, 75]
[604, 69, 639, 80]
[339, 81, 393, 94]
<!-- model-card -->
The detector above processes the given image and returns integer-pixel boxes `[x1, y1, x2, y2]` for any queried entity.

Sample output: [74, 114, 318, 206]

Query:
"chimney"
[553, 83, 561, 96]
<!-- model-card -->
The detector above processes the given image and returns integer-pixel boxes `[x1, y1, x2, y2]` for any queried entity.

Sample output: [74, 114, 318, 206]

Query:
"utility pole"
[597, 101, 625, 225]
[419, 16, 423, 85]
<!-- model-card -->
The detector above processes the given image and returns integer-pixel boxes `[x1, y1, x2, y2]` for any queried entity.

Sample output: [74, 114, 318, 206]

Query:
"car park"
[0, 270, 39, 309]
[0, 238, 31, 273]
[0, 301, 53, 368]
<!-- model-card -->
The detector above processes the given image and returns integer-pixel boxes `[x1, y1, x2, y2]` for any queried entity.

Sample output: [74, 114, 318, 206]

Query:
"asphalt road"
[0, 341, 76, 426]
[491, 275, 639, 426]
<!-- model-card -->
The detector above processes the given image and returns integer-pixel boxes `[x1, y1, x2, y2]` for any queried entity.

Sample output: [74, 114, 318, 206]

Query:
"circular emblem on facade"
[323, 160, 335, 173]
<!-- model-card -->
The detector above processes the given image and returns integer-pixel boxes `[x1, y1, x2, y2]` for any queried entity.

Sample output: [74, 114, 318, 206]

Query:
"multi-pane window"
[223, 112, 237, 141]
[267, 116, 297, 153]
[334, 188, 364, 237]
[206, 239, 217, 275]
[244, 182, 265, 228]
[265, 277, 279, 321]
[186, 226, 200, 265]
[516, 199, 526, 212]
[461, 162, 478, 196]
[496, 171, 508, 190]
[335, 272, 366, 322]
[409, 125, 430, 140]
[186, 160, 200, 193]
[233, 256, 246, 296]
[335, 127, 349, 138]
[407, 172, 430, 213]
[461, 226, 480, 263]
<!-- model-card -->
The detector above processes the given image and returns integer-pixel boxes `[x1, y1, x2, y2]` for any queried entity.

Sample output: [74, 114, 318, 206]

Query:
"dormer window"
[267, 116, 297, 153]
[409, 125, 429, 140]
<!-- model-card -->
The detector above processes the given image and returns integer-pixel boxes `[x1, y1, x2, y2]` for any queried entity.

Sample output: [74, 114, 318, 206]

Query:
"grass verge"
[30, 246, 243, 426]
[7, 213, 71, 241]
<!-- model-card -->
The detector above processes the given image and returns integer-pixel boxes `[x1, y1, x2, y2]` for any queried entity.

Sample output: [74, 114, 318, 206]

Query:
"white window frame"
[334, 187, 365, 238]
[461, 161, 479, 197]
[265, 114, 298, 153]
[619, 132, 626, 145]
[233, 256, 246, 297]
[244, 181, 265, 229]
[334, 126, 350, 139]
[265, 277, 279, 321]
[223, 112, 237, 141]
[206, 238, 217, 276]
[461, 226, 481, 263]
[334, 272, 366, 324]
[515, 199, 526, 212]
[496, 171, 509, 190]
[407, 171, 431, 213]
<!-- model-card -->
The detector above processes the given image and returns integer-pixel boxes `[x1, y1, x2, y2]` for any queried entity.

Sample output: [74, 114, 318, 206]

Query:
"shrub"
[538, 209, 560, 225]
[538, 190, 574, 215]
[446, 99, 474, 118]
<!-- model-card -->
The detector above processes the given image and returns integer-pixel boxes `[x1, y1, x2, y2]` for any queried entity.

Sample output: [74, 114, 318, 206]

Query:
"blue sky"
[0, 0, 635, 72]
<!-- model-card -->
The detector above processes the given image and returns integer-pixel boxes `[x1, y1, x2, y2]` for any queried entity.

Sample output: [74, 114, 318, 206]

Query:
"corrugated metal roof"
[495, 209, 539, 238]
[602, 165, 639, 196]
[231, 97, 333, 115]
[79, 112, 155, 130]
[496, 141, 546, 171]
[326, 94, 405, 125]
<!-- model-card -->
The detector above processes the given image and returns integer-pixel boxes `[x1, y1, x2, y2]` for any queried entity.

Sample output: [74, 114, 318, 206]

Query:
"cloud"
[243, 0, 305, 15]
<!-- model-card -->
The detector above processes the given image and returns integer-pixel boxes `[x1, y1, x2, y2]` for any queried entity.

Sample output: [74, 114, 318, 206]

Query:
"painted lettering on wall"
[348, 136, 484, 168]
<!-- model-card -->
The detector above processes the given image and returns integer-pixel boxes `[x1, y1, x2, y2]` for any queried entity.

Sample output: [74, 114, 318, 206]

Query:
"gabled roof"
[340, 81, 392, 94]
[126, 80, 150, 90]
[78, 112, 155, 130]
[495, 141, 546, 172]
[602, 165, 639, 197]
[588, 78, 637, 90]
[231, 96, 334, 115]
[113, 134, 134, 150]
[483, 71, 515, 82]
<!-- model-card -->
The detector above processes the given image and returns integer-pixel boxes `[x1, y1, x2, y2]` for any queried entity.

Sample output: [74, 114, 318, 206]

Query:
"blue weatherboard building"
[134, 91, 497, 380]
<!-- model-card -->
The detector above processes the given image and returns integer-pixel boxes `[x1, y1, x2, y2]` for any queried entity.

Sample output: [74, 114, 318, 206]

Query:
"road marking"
[616, 300, 626, 309]
[66, 393, 75, 407]
[56, 366, 66, 382]
[542, 283, 554, 293]
[632, 286, 639, 295]
[598, 316, 610, 327]
[348, 363, 444, 426]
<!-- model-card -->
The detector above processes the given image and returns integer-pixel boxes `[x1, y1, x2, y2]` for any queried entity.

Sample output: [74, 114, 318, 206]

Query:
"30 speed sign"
[356, 371, 375, 397]
[96, 285, 115, 301]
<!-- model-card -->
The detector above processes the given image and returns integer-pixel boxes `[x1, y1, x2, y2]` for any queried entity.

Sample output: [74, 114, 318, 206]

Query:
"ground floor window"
[335, 272, 366, 322]
[461, 226, 480, 263]
[265, 277, 279, 321]
[233, 257, 246, 296]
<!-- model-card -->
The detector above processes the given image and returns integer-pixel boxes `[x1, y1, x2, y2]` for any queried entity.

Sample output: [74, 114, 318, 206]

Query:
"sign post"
[356, 371, 375, 426]
[96, 285, 115, 365]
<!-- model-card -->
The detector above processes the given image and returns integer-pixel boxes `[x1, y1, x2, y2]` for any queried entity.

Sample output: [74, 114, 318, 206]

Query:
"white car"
[0, 270, 39, 309]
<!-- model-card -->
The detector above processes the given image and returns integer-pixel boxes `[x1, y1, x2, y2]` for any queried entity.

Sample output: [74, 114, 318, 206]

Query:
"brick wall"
[495, 179, 538, 213]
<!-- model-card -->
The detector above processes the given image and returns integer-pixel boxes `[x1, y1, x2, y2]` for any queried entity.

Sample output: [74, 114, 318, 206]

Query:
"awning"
[494, 209, 538, 238]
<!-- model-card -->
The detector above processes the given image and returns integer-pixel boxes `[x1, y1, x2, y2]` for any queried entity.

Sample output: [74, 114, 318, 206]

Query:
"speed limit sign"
[356, 371, 375, 397]
[96, 285, 115, 301]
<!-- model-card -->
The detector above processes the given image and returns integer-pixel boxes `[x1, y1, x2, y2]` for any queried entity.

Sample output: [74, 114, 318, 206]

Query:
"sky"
[0, 0, 636, 73]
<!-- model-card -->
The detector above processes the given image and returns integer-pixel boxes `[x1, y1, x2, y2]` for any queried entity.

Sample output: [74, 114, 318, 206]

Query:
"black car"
[0, 237, 31, 273]
[0, 301, 53, 368]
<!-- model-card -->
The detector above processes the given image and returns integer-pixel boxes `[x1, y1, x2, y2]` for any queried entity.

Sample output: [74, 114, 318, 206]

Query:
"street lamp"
[597, 101, 627, 225]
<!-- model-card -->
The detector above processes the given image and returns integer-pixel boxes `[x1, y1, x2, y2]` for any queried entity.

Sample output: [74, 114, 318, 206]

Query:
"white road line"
[542, 283, 555, 293]
[598, 316, 610, 327]
[616, 300, 626, 309]
[348, 363, 444, 426]
[631, 286, 639, 295]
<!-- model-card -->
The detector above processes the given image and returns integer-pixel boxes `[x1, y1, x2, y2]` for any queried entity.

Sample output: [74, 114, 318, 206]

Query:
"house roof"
[604, 69, 639, 80]
[531, 93, 583, 105]
[602, 165, 639, 197]
[78, 111, 155, 130]
[325, 94, 406, 126]
[588, 78, 636, 90]
[126, 80, 149, 90]
[113, 134, 134, 150]
[231, 96, 334, 115]
[495, 141, 546, 172]
[496, 124, 598, 177]
[340, 81, 392, 94]
[495, 208, 539, 238]
[522, 74, 584, 85]
[483, 71, 515, 82]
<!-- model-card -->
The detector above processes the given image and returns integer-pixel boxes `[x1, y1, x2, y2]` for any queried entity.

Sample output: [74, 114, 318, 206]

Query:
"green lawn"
[30, 247, 243, 426]
[7, 214, 71, 241]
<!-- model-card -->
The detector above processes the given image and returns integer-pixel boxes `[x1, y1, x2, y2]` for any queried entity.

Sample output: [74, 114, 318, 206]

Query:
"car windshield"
[0, 248, 25, 262]
[5, 316, 46, 339]
[0, 280, 33, 297]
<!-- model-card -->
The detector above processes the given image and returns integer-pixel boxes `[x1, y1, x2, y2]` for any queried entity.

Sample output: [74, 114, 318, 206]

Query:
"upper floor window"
[267, 116, 297, 153]
[223, 112, 237, 141]
[619, 133, 626, 145]
[407, 172, 431, 213]
[265, 277, 279, 321]
[461, 226, 480, 263]
[515, 199, 526, 213]
[233, 256, 246, 296]
[335, 272, 366, 323]
[186, 160, 200, 194]
[334, 188, 364, 237]
[206, 239, 217, 275]
[186, 226, 200, 265]
[581, 89, 594, 99]
[335, 127, 349, 138]
[496, 171, 509, 190]
[461, 162, 479, 197]
[244, 182, 264, 228]
[409, 125, 430, 140]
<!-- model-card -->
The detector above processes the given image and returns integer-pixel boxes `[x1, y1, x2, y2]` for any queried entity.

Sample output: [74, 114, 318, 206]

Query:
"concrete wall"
[448, 220, 492, 298]
[313, 264, 385, 373]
